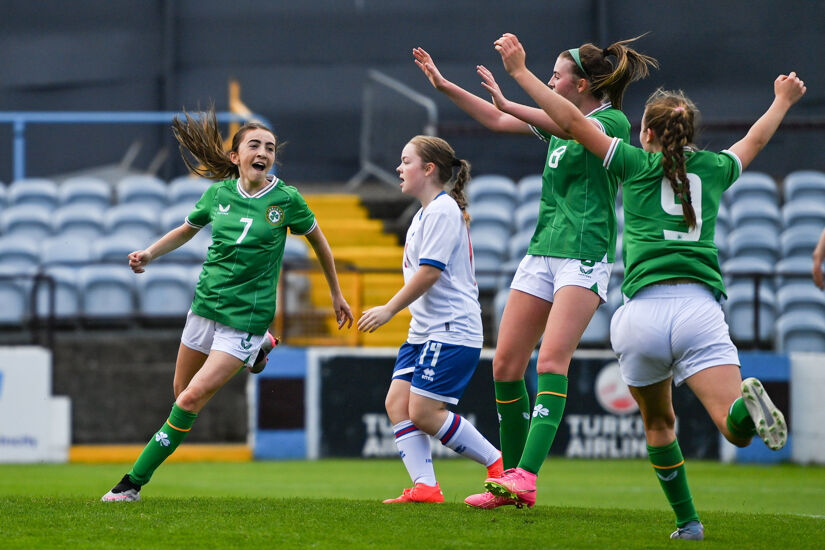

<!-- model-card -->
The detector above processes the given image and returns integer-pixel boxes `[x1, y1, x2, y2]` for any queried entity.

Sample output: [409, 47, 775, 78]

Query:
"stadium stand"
[135, 264, 196, 320]
[34, 266, 81, 322]
[0, 266, 31, 326]
[466, 174, 519, 212]
[727, 226, 781, 264]
[79, 265, 136, 323]
[516, 174, 543, 205]
[782, 170, 825, 204]
[725, 171, 779, 206]
[59, 176, 113, 210]
[0, 205, 52, 239]
[116, 174, 168, 210]
[780, 225, 821, 260]
[724, 284, 777, 346]
[52, 204, 106, 240]
[0, 236, 41, 271]
[104, 203, 160, 243]
[167, 176, 211, 207]
[729, 197, 782, 234]
[775, 312, 825, 352]
[8, 178, 59, 210]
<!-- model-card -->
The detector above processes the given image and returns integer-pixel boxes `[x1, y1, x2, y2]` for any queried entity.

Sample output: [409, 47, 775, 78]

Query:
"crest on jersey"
[266, 205, 285, 226]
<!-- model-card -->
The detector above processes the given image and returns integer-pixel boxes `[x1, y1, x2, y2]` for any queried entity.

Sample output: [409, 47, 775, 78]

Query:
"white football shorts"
[180, 310, 267, 367]
[510, 254, 612, 303]
[610, 283, 740, 388]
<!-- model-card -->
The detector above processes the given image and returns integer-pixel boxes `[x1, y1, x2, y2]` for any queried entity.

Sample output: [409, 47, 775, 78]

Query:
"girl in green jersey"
[102, 109, 353, 502]
[494, 32, 805, 539]
[414, 40, 657, 509]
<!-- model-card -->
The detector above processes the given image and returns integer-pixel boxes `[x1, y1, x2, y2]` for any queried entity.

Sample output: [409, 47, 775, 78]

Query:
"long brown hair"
[561, 35, 659, 109]
[409, 135, 472, 225]
[172, 107, 280, 181]
[644, 89, 699, 228]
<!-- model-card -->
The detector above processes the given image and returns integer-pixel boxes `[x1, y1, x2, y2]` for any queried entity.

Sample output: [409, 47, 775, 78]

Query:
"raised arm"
[304, 224, 354, 329]
[128, 223, 199, 273]
[492, 33, 613, 158]
[728, 73, 806, 170]
[413, 46, 561, 136]
[813, 227, 825, 290]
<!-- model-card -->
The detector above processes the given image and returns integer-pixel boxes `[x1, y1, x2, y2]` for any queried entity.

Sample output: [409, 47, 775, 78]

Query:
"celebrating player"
[102, 108, 353, 502]
[492, 32, 803, 539]
[414, 39, 657, 509]
[357, 136, 503, 504]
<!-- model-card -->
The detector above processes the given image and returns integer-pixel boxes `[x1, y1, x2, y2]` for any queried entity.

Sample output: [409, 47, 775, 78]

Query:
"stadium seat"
[0, 235, 41, 272]
[467, 174, 518, 211]
[774, 256, 812, 287]
[492, 286, 510, 340]
[0, 204, 53, 239]
[515, 200, 540, 233]
[136, 264, 196, 319]
[79, 265, 136, 321]
[782, 170, 825, 204]
[507, 229, 534, 261]
[471, 226, 508, 259]
[516, 174, 543, 205]
[168, 176, 211, 207]
[116, 174, 169, 210]
[714, 224, 730, 264]
[92, 233, 145, 263]
[776, 283, 825, 318]
[724, 283, 776, 346]
[498, 257, 520, 289]
[34, 266, 81, 321]
[52, 204, 106, 240]
[725, 171, 778, 207]
[0, 266, 32, 326]
[781, 201, 825, 230]
[606, 285, 624, 315]
[0, 183, 7, 211]
[722, 256, 775, 293]
[716, 202, 731, 235]
[468, 202, 513, 236]
[727, 227, 780, 264]
[474, 254, 502, 292]
[40, 236, 94, 266]
[775, 311, 825, 353]
[59, 176, 112, 210]
[728, 197, 781, 234]
[579, 305, 611, 348]
[8, 178, 59, 210]
[159, 231, 210, 264]
[161, 203, 195, 234]
[284, 236, 309, 260]
[615, 204, 624, 234]
[780, 226, 820, 260]
[104, 203, 160, 242]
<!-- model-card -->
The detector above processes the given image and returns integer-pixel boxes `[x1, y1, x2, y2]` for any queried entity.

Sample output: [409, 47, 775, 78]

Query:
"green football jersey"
[185, 177, 315, 334]
[604, 139, 742, 298]
[528, 103, 629, 263]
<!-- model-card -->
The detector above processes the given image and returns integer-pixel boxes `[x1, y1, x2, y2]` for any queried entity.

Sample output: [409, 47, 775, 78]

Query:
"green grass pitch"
[1, 458, 823, 549]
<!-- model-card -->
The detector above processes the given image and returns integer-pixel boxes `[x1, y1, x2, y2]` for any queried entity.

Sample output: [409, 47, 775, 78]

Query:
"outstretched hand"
[356, 305, 393, 333]
[413, 47, 448, 90]
[775, 72, 806, 105]
[128, 250, 151, 273]
[493, 33, 528, 76]
[333, 295, 354, 329]
[476, 65, 510, 110]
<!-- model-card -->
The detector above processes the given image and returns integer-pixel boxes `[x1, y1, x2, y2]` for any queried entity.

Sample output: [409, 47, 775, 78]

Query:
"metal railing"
[0, 110, 273, 182]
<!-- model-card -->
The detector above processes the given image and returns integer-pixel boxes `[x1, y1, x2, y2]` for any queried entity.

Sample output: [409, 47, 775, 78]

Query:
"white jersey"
[403, 192, 483, 347]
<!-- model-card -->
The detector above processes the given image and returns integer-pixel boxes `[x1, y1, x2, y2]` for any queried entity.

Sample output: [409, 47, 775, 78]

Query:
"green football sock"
[517, 373, 567, 475]
[494, 379, 530, 470]
[648, 440, 700, 528]
[128, 403, 198, 486]
[726, 397, 756, 439]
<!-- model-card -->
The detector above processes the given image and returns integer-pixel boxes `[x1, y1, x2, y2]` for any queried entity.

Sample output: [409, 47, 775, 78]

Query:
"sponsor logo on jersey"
[218, 204, 231, 215]
[266, 205, 285, 226]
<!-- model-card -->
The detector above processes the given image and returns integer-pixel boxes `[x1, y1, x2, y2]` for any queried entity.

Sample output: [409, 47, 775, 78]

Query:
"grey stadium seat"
[516, 174, 543, 205]
[467, 174, 518, 212]
[79, 265, 136, 321]
[724, 283, 776, 346]
[0, 205, 53, 239]
[727, 227, 780, 264]
[59, 176, 112, 210]
[52, 204, 106, 240]
[8, 178, 59, 210]
[116, 174, 169, 210]
[725, 171, 778, 207]
[728, 197, 781, 234]
[783, 170, 825, 204]
[168, 176, 211, 208]
[104, 203, 160, 242]
[136, 264, 196, 319]
[775, 312, 825, 353]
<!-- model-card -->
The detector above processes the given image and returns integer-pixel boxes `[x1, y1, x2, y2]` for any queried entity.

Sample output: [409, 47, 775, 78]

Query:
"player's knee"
[176, 387, 204, 412]
[492, 356, 527, 381]
[643, 413, 676, 433]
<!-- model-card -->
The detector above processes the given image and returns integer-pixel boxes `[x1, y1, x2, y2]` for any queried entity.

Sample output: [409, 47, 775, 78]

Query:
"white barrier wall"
[0, 347, 71, 463]
[791, 353, 825, 465]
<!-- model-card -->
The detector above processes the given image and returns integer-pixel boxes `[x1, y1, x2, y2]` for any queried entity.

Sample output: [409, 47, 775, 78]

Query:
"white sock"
[435, 411, 500, 467]
[393, 420, 436, 486]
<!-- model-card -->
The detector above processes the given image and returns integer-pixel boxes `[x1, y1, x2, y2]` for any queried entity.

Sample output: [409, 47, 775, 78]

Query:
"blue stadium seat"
[606, 286, 624, 315]
[492, 286, 510, 340]
[8, 178, 59, 210]
[52, 204, 106, 240]
[104, 203, 160, 242]
[467, 175, 518, 211]
[580, 305, 611, 348]
[0, 266, 32, 326]
[727, 227, 780, 264]
[781, 201, 825, 230]
[774, 256, 812, 287]
[136, 264, 196, 319]
[92, 233, 145, 263]
[34, 266, 81, 321]
[775, 312, 825, 352]
[0, 204, 53, 239]
[780, 226, 820, 260]
[507, 229, 534, 261]
[161, 203, 195, 234]
[783, 170, 825, 204]
[116, 174, 169, 210]
[79, 265, 136, 321]
[59, 176, 112, 210]
[722, 256, 774, 293]
[284, 236, 309, 260]
[615, 204, 624, 234]
[728, 197, 781, 234]
[168, 176, 211, 207]
[0, 183, 7, 211]
[468, 202, 513, 236]
[716, 202, 731, 235]
[470, 227, 508, 260]
[776, 283, 825, 318]
[714, 224, 730, 264]
[725, 171, 778, 207]
[516, 174, 543, 205]
[498, 257, 520, 289]
[40, 236, 94, 266]
[515, 201, 540, 233]
[0, 235, 41, 271]
[724, 283, 776, 345]
[474, 254, 502, 292]
[160, 231, 210, 264]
